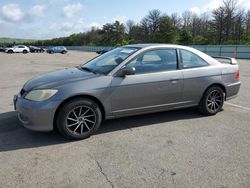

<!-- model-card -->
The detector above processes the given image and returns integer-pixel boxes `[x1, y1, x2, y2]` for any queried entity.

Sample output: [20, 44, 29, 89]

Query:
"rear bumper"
[225, 81, 241, 100]
[14, 95, 61, 132]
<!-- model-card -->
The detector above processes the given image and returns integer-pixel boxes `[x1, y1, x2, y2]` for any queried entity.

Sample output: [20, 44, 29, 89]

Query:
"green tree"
[101, 21, 126, 46]
[27, 4, 250, 46]
[153, 16, 179, 43]
[179, 26, 193, 45]
[128, 25, 145, 43]
[193, 35, 208, 44]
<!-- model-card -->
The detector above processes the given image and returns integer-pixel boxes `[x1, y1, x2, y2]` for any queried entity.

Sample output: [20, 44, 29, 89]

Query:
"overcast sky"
[0, 0, 249, 39]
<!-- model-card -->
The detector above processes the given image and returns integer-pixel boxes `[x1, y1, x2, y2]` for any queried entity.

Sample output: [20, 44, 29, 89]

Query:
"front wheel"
[199, 86, 224, 115]
[23, 50, 28, 54]
[56, 99, 102, 140]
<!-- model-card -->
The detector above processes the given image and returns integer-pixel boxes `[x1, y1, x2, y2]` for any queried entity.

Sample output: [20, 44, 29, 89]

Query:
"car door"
[56, 46, 61, 53]
[110, 48, 184, 117]
[179, 49, 221, 105]
[15, 46, 23, 53]
[12, 46, 19, 52]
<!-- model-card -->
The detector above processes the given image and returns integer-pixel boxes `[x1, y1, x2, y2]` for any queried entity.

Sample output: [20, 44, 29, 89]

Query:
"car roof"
[124, 43, 184, 49]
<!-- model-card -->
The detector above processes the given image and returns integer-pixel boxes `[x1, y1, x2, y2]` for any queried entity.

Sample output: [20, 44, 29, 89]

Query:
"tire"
[199, 86, 224, 115]
[23, 50, 28, 54]
[56, 98, 102, 140]
[61, 50, 67, 54]
[7, 50, 13, 54]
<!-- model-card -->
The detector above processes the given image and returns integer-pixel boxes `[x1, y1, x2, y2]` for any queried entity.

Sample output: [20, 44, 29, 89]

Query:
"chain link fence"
[191, 45, 250, 59]
[66, 45, 250, 59]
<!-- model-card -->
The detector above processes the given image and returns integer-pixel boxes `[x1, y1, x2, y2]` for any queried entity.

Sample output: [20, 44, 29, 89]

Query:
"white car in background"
[5, 45, 30, 54]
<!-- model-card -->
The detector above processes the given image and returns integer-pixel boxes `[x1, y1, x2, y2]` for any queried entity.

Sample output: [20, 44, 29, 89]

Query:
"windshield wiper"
[80, 66, 97, 74]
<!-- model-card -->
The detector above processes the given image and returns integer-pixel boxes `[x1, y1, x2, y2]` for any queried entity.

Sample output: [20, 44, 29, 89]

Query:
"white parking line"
[225, 102, 250, 111]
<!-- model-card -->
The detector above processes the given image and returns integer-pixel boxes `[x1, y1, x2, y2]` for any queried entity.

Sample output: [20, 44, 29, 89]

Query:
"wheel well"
[201, 83, 227, 102]
[53, 95, 105, 130]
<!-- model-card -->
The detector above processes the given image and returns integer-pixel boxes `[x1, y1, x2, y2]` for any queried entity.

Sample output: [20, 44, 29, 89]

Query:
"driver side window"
[127, 49, 177, 74]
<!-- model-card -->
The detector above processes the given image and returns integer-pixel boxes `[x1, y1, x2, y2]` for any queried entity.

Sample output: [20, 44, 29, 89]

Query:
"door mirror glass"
[116, 66, 136, 77]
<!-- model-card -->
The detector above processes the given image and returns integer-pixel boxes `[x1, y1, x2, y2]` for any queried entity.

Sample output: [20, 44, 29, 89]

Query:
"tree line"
[7, 0, 250, 46]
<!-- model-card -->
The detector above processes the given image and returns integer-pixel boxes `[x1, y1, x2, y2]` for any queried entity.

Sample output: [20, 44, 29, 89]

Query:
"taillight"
[234, 70, 240, 80]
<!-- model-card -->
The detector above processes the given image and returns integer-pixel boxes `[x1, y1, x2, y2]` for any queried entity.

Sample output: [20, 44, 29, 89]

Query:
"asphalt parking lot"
[0, 51, 250, 188]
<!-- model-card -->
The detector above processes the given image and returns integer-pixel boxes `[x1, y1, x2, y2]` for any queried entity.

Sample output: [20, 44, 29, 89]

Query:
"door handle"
[170, 77, 180, 81]
[170, 77, 180, 84]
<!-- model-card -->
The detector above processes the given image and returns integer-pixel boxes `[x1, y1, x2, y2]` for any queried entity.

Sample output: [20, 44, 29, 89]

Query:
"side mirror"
[116, 66, 136, 77]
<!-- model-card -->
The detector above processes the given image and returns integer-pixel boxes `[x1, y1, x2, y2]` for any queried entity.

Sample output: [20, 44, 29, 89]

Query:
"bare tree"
[245, 10, 250, 33]
[182, 10, 192, 27]
[140, 17, 150, 42]
[139, 9, 162, 42]
[190, 13, 201, 36]
[171, 13, 182, 28]
[200, 13, 210, 36]
[212, 6, 226, 44]
[126, 20, 135, 37]
[141, 10, 161, 34]
[233, 9, 245, 42]
[223, 0, 238, 41]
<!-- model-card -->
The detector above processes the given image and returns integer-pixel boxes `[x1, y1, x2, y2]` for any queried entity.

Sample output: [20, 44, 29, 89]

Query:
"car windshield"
[81, 47, 139, 74]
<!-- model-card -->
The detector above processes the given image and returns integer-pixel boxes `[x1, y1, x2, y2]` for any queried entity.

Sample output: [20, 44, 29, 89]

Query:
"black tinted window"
[180, 50, 208, 68]
[127, 49, 177, 74]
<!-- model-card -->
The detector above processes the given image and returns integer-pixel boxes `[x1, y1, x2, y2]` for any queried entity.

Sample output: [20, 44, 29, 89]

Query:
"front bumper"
[13, 94, 61, 132]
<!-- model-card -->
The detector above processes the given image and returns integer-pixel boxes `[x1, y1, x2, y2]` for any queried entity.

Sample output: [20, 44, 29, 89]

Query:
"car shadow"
[0, 109, 203, 152]
[96, 109, 204, 135]
[0, 111, 68, 152]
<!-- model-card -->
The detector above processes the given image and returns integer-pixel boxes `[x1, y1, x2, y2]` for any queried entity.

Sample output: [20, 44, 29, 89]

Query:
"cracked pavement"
[0, 52, 250, 188]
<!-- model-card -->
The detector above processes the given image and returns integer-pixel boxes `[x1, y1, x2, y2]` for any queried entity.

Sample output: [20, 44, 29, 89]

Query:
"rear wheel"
[199, 86, 224, 115]
[7, 50, 13, 53]
[23, 50, 28, 54]
[56, 98, 102, 140]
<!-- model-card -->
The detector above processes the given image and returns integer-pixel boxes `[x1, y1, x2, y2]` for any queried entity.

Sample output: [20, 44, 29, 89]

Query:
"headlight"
[25, 89, 58, 101]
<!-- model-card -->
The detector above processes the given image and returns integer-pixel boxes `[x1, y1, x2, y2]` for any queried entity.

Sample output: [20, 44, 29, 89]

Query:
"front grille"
[20, 89, 26, 96]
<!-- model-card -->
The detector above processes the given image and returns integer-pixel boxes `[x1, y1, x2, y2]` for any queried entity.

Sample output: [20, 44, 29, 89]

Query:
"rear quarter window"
[180, 49, 208, 68]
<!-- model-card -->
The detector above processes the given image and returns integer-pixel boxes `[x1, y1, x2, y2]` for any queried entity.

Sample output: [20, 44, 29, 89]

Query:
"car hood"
[23, 67, 98, 91]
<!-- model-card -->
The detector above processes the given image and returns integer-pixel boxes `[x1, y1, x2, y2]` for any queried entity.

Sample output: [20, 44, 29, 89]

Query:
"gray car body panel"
[15, 44, 241, 132]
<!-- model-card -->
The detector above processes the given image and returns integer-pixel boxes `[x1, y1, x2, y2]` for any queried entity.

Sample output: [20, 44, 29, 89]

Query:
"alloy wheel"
[206, 90, 223, 112]
[66, 106, 96, 135]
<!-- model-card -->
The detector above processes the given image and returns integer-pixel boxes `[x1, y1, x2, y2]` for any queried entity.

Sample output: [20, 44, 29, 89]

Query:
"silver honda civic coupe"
[14, 44, 241, 139]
